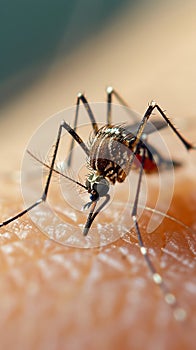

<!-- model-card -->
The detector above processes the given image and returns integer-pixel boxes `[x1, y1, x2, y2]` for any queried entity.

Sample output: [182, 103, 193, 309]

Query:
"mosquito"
[0, 87, 195, 320]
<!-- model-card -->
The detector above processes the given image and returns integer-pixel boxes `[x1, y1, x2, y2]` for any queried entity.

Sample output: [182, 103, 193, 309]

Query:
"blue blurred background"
[0, 0, 196, 172]
[0, 0, 134, 104]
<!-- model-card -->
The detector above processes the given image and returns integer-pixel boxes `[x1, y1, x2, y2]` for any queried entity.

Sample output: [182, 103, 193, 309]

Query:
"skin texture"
[0, 136, 195, 350]
[0, 2, 196, 350]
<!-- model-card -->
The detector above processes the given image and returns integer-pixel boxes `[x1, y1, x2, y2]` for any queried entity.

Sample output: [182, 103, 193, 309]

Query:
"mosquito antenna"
[27, 150, 87, 190]
[83, 194, 110, 236]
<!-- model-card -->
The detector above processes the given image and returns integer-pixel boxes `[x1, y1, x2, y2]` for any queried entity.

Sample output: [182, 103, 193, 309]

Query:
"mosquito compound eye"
[86, 175, 109, 197]
[93, 178, 109, 197]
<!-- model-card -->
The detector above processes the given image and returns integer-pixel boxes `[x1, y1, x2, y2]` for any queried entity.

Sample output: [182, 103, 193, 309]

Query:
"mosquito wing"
[126, 119, 168, 136]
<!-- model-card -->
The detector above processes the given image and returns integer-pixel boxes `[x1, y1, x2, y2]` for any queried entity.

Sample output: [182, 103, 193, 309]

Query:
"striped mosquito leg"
[67, 93, 98, 167]
[106, 86, 138, 126]
[0, 121, 89, 228]
[134, 101, 195, 151]
[131, 148, 187, 321]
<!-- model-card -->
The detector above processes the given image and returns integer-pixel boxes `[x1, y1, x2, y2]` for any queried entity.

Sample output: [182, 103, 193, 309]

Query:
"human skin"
[0, 131, 195, 350]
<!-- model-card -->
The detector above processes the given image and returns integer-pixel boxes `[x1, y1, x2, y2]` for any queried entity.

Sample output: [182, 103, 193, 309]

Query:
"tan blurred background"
[0, 0, 196, 173]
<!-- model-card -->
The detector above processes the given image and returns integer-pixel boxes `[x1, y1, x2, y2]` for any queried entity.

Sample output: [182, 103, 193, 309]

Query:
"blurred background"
[0, 0, 196, 172]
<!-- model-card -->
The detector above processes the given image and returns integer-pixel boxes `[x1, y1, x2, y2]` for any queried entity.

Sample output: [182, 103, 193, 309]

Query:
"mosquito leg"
[106, 86, 113, 126]
[131, 147, 187, 321]
[67, 93, 98, 167]
[42, 121, 89, 200]
[133, 101, 195, 150]
[0, 121, 89, 228]
[106, 86, 138, 126]
[0, 200, 42, 228]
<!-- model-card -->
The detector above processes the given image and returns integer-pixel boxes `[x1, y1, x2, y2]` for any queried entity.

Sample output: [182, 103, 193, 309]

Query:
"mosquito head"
[83, 174, 110, 236]
[86, 173, 110, 201]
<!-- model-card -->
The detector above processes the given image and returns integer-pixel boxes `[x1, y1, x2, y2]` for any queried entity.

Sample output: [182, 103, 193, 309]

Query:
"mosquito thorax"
[86, 173, 110, 200]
